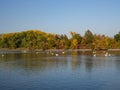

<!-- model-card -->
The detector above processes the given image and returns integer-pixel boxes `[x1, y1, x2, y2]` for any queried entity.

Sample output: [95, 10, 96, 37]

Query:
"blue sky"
[0, 0, 120, 37]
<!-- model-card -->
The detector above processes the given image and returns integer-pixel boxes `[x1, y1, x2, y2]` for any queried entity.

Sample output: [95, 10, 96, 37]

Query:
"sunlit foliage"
[0, 30, 120, 49]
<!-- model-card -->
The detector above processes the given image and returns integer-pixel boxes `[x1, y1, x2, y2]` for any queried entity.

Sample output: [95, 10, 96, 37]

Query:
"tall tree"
[84, 30, 94, 44]
[81, 30, 94, 48]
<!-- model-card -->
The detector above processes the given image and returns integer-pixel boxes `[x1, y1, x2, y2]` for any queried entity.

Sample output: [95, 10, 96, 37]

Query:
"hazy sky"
[0, 0, 120, 37]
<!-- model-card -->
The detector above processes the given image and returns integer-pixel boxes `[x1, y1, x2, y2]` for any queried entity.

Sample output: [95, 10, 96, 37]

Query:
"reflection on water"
[0, 51, 120, 74]
[0, 51, 109, 72]
[0, 51, 120, 90]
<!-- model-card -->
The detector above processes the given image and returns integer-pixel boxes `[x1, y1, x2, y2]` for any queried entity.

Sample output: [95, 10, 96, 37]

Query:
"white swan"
[93, 54, 96, 57]
[105, 52, 108, 56]
[55, 54, 59, 56]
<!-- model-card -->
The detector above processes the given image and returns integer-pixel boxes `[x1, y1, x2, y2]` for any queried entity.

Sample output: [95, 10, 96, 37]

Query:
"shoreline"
[0, 48, 120, 53]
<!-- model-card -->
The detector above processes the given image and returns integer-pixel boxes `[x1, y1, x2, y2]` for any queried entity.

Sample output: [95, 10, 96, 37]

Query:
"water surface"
[0, 51, 120, 90]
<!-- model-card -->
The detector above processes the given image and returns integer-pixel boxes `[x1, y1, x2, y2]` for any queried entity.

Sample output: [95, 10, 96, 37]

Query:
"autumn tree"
[59, 34, 70, 49]
[93, 34, 114, 50]
[70, 32, 82, 49]
[46, 34, 56, 49]
[1, 34, 11, 48]
[0, 29, 120, 50]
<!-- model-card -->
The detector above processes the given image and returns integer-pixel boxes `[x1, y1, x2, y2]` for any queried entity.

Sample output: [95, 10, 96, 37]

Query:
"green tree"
[81, 30, 94, 48]
[114, 32, 120, 42]
[84, 30, 94, 44]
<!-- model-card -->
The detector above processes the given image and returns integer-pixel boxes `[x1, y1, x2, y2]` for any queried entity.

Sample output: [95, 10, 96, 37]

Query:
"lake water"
[0, 51, 120, 90]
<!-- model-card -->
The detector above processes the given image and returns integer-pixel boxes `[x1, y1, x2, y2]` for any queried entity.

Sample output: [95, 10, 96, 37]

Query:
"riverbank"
[108, 49, 120, 51]
[0, 49, 91, 54]
[0, 48, 120, 54]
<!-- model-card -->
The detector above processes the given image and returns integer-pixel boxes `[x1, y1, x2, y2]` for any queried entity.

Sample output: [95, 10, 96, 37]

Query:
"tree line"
[0, 30, 120, 50]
